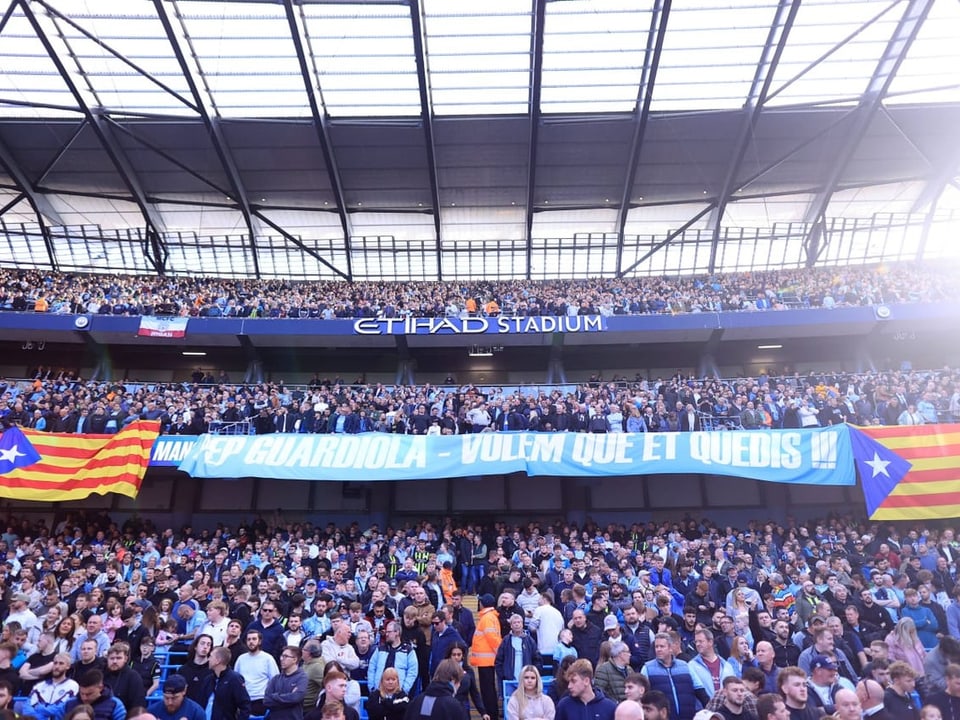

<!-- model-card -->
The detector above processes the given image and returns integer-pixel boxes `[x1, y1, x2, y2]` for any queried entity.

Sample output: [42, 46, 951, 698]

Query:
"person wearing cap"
[6, 593, 40, 646]
[797, 626, 857, 683]
[806, 655, 852, 715]
[147, 674, 206, 720]
[471, 593, 503, 720]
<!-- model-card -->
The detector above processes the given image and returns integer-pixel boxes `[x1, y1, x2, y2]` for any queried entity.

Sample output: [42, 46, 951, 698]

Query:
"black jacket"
[403, 681, 466, 720]
[367, 689, 410, 720]
[104, 665, 147, 711]
[203, 668, 251, 720]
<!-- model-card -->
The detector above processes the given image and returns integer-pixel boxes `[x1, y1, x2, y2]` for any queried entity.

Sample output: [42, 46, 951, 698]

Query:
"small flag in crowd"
[0, 425, 42, 474]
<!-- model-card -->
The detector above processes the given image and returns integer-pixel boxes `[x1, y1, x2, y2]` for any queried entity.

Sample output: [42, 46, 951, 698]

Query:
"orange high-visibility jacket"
[469, 606, 501, 667]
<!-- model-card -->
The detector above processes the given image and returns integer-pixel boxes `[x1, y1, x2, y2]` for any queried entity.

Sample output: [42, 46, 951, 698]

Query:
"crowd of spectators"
[0, 262, 957, 319]
[1, 367, 958, 436]
[0, 509, 957, 720]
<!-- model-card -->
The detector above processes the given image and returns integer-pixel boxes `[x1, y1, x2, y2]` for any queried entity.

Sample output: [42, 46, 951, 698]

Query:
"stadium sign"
[352, 315, 605, 335]
[177, 426, 865, 485]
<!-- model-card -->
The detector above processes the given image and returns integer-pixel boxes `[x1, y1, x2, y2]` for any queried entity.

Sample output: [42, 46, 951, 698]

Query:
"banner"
[353, 315, 605, 336]
[0, 421, 160, 501]
[137, 316, 188, 338]
[177, 426, 856, 485]
[859, 425, 960, 520]
[149, 435, 199, 466]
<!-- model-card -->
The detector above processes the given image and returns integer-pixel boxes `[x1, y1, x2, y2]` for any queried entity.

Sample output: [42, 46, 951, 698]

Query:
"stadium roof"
[0, 0, 958, 280]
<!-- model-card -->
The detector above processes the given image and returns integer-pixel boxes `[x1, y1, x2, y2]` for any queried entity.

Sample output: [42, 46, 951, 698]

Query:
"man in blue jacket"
[494, 614, 541, 688]
[203, 647, 251, 720]
[147, 675, 206, 720]
[642, 633, 710, 720]
[555, 659, 617, 720]
[57, 670, 125, 720]
[429, 612, 465, 676]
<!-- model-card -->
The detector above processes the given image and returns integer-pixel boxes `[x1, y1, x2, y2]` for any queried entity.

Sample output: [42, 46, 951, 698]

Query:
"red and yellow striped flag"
[0, 420, 160, 502]
[860, 425, 960, 521]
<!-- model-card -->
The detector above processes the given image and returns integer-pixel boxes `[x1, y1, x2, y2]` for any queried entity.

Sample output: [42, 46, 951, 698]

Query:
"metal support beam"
[0, 193, 24, 217]
[154, 0, 261, 278]
[614, 0, 671, 275]
[522, 0, 547, 280]
[0, 0, 17, 37]
[802, 0, 934, 266]
[282, 0, 353, 281]
[912, 157, 960, 215]
[0, 138, 59, 268]
[37, 0, 198, 111]
[34, 120, 85, 187]
[618, 203, 714, 277]
[18, 0, 168, 274]
[707, 0, 800, 273]
[253, 211, 349, 280]
[409, 0, 444, 280]
[915, 191, 941, 262]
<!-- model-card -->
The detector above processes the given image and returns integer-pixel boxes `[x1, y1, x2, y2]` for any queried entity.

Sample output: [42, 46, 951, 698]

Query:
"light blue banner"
[176, 426, 855, 485]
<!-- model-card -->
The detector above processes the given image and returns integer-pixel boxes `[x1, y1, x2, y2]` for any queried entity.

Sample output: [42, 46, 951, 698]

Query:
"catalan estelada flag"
[859, 425, 960, 521]
[0, 420, 160, 502]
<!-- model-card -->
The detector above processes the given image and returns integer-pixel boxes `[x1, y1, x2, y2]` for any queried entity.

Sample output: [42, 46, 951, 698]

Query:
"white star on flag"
[0, 444, 26, 464]
[863, 452, 891, 478]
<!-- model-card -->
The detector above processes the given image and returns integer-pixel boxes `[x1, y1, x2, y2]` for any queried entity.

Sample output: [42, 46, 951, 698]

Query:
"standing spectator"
[402, 659, 467, 719]
[234, 629, 279, 715]
[642, 633, 709, 720]
[471, 594, 503, 720]
[204, 646, 251, 720]
[263, 646, 308, 720]
[495, 614, 540, 690]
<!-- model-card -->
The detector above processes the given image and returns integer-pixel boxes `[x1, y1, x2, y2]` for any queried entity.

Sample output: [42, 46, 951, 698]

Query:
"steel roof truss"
[707, 0, 801, 273]
[802, 0, 935, 266]
[614, 0, 671, 276]
[408, 0, 443, 280]
[283, 0, 353, 281]
[17, 0, 168, 273]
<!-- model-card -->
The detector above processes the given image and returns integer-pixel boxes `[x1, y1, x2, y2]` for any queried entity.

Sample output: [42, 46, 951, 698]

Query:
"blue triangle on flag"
[0, 425, 42, 475]
[848, 426, 912, 517]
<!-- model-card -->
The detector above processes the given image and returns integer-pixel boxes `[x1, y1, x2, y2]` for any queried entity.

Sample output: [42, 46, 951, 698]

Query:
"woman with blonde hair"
[506, 665, 555, 720]
[366, 667, 409, 720]
[885, 616, 927, 675]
